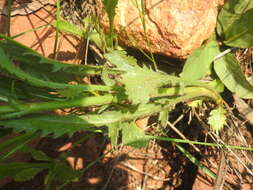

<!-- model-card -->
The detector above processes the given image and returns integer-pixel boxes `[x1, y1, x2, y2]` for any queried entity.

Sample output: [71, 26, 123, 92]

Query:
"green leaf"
[21, 146, 51, 161]
[208, 106, 226, 132]
[53, 162, 81, 182]
[0, 34, 102, 77]
[0, 132, 38, 161]
[52, 19, 84, 37]
[102, 0, 119, 30]
[0, 76, 64, 102]
[159, 109, 169, 128]
[14, 167, 45, 182]
[181, 39, 220, 81]
[122, 122, 149, 148]
[0, 162, 50, 180]
[214, 53, 253, 98]
[0, 103, 167, 137]
[0, 47, 110, 93]
[0, 114, 105, 137]
[217, 0, 253, 37]
[223, 9, 253, 48]
[208, 79, 225, 93]
[105, 51, 168, 104]
[108, 122, 120, 146]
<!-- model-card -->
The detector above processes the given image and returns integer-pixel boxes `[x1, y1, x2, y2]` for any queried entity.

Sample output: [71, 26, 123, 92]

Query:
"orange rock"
[96, 0, 222, 59]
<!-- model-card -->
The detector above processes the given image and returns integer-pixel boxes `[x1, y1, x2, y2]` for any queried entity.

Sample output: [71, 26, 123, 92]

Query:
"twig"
[120, 161, 171, 181]
[213, 150, 227, 190]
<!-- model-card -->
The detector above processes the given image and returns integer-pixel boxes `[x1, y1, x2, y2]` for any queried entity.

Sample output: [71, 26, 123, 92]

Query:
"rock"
[95, 0, 222, 59]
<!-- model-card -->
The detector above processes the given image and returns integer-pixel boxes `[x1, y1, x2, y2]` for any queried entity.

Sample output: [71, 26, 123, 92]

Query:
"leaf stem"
[0, 95, 114, 114]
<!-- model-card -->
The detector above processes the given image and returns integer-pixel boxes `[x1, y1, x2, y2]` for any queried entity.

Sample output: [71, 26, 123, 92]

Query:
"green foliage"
[108, 122, 120, 146]
[223, 9, 253, 47]
[14, 167, 46, 182]
[181, 38, 220, 81]
[21, 146, 51, 161]
[1, 1, 253, 186]
[102, 0, 119, 46]
[208, 106, 227, 132]
[122, 122, 149, 148]
[0, 162, 50, 181]
[52, 19, 84, 37]
[105, 51, 169, 104]
[214, 53, 253, 99]
[0, 132, 38, 161]
[102, 0, 119, 31]
[159, 109, 170, 128]
[217, 0, 253, 39]
[0, 114, 104, 137]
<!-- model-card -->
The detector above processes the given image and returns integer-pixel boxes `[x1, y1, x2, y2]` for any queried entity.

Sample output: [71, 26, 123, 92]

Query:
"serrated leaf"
[217, 0, 253, 37]
[0, 112, 122, 137]
[223, 9, 253, 48]
[214, 53, 253, 99]
[208, 106, 226, 131]
[0, 34, 102, 78]
[105, 51, 168, 104]
[101, 67, 116, 86]
[108, 122, 120, 146]
[0, 47, 109, 92]
[122, 122, 149, 148]
[181, 39, 220, 81]
[0, 76, 64, 101]
[14, 167, 45, 182]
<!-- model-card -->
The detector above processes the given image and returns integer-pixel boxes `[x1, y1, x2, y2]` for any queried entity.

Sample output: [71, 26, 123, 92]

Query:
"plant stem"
[0, 95, 114, 114]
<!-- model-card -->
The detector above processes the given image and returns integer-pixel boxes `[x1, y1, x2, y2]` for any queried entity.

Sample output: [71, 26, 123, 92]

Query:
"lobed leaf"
[208, 106, 227, 132]
[0, 34, 102, 78]
[0, 47, 110, 94]
[105, 51, 169, 104]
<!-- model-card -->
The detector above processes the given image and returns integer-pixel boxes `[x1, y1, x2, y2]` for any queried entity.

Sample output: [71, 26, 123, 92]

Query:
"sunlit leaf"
[223, 9, 253, 48]
[208, 106, 226, 132]
[105, 50, 168, 104]
[181, 39, 220, 81]
[52, 19, 84, 37]
[214, 53, 253, 98]
[122, 122, 149, 148]
[108, 122, 120, 147]
[217, 0, 253, 37]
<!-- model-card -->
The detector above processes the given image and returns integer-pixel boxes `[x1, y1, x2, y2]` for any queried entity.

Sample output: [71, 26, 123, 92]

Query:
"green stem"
[6, 0, 13, 36]
[151, 135, 253, 151]
[0, 95, 114, 114]
[0, 85, 221, 119]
